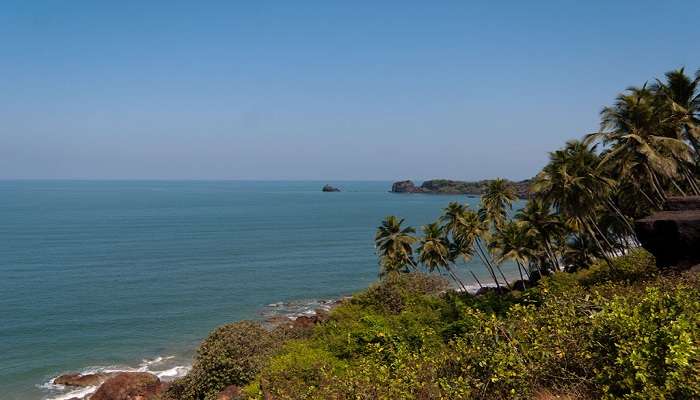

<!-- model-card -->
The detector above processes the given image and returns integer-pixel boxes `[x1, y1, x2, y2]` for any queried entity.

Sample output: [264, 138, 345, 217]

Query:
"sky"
[1, 1, 697, 181]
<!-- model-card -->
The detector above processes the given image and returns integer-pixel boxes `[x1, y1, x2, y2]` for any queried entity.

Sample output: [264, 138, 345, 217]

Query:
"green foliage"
[255, 341, 346, 400]
[576, 248, 657, 286]
[591, 278, 700, 399]
[243, 253, 700, 400]
[351, 272, 449, 314]
[170, 321, 280, 400]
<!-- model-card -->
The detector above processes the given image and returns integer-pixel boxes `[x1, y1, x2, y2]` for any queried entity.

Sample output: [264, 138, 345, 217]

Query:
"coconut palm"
[515, 198, 564, 271]
[490, 221, 533, 286]
[653, 68, 700, 158]
[587, 86, 697, 201]
[652, 68, 700, 194]
[417, 222, 467, 291]
[532, 140, 617, 267]
[374, 216, 417, 277]
[479, 178, 518, 231]
[440, 203, 505, 290]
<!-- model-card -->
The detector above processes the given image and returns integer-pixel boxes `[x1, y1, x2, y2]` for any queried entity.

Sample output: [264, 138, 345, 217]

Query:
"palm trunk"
[543, 237, 561, 271]
[446, 265, 468, 292]
[583, 221, 616, 270]
[606, 199, 639, 244]
[475, 238, 501, 290]
[681, 167, 700, 195]
[670, 179, 687, 196]
[515, 260, 526, 289]
[470, 271, 484, 290]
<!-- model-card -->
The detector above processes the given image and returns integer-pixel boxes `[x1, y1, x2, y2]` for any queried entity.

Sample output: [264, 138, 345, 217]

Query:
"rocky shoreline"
[44, 297, 351, 400]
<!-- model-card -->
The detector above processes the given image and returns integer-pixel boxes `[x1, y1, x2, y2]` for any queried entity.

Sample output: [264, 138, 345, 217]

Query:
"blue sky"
[1, 1, 697, 180]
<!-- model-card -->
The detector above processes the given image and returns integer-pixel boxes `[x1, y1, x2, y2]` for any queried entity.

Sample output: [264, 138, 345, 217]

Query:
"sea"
[0, 180, 522, 399]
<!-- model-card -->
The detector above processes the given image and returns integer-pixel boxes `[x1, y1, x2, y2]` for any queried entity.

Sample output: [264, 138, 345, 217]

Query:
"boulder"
[217, 385, 244, 400]
[391, 180, 422, 193]
[635, 196, 700, 268]
[90, 372, 162, 400]
[54, 373, 110, 387]
[321, 184, 340, 192]
[664, 196, 700, 211]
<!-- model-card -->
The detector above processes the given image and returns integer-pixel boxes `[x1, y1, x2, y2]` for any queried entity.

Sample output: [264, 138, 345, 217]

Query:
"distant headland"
[390, 179, 532, 198]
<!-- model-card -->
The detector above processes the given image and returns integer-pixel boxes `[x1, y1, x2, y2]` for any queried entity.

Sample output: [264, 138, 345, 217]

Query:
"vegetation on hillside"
[162, 68, 700, 399]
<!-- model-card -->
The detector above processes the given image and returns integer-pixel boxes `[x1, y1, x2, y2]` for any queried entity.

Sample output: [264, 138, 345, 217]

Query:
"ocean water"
[0, 180, 520, 399]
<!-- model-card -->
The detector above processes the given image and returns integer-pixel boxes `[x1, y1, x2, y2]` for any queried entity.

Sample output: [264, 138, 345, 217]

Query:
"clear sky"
[1, 1, 697, 181]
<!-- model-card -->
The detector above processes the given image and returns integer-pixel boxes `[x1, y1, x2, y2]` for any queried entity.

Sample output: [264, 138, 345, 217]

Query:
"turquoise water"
[0, 181, 518, 399]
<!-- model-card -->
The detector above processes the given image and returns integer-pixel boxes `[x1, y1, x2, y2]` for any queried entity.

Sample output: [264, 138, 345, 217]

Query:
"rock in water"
[390, 180, 422, 193]
[322, 184, 340, 192]
[635, 196, 700, 268]
[90, 372, 162, 400]
[54, 373, 110, 387]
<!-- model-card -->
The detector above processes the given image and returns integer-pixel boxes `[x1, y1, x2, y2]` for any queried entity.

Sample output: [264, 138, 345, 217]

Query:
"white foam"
[41, 355, 191, 400]
[155, 365, 190, 379]
[45, 385, 99, 400]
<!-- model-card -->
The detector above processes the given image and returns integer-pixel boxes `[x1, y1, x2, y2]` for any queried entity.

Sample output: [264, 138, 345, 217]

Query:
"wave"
[40, 356, 191, 400]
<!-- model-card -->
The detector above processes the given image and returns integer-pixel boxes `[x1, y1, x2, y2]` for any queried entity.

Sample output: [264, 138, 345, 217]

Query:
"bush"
[251, 341, 346, 399]
[351, 272, 449, 314]
[591, 277, 700, 399]
[577, 248, 657, 286]
[170, 321, 279, 400]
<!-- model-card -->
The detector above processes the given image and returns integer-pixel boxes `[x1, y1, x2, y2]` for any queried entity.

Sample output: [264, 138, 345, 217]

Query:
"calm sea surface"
[0, 180, 520, 399]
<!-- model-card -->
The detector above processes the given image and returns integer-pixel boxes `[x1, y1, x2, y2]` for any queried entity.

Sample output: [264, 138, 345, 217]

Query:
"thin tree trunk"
[606, 199, 639, 244]
[446, 265, 468, 292]
[638, 186, 662, 209]
[670, 178, 687, 196]
[543, 237, 561, 271]
[475, 238, 501, 290]
[470, 271, 484, 289]
[584, 222, 616, 270]
[515, 260, 526, 288]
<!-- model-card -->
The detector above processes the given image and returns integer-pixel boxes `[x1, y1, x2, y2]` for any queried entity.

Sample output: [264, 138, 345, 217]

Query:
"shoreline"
[39, 270, 518, 400]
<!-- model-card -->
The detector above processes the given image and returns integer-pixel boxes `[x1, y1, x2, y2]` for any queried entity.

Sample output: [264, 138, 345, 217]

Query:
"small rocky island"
[322, 184, 341, 192]
[391, 179, 531, 198]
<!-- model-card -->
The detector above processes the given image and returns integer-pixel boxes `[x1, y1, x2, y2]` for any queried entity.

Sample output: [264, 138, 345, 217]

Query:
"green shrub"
[171, 321, 279, 400]
[591, 277, 700, 399]
[577, 248, 657, 286]
[253, 341, 346, 399]
[351, 272, 449, 314]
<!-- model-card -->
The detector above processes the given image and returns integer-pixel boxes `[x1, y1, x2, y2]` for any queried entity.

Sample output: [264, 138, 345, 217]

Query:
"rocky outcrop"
[321, 184, 340, 192]
[635, 196, 700, 268]
[90, 372, 162, 400]
[54, 373, 110, 387]
[390, 179, 531, 198]
[390, 180, 422, 193]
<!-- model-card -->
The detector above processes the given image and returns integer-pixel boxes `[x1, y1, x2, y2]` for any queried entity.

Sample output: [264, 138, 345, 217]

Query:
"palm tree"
[491, 221, 533, 287]
[587, 86, 697, 201]
[652, 68, 700, 194]
[653, 68, 700, 159]
[417, 222, 467, 291]
[515, 198, 564, 272]
[479, 178, 518, 231]
[374, 216, 417, 277]
[532, 140, 617, 267]
[440, 203, 504, 290]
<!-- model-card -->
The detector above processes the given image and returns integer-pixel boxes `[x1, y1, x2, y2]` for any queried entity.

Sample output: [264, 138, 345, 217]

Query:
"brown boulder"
[54, 373, 110, 387]
[664, 196, 700, 211]
[90, 372, 162, 400]
[635, 197, 700, 268]
[217, 385, 244, 400]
